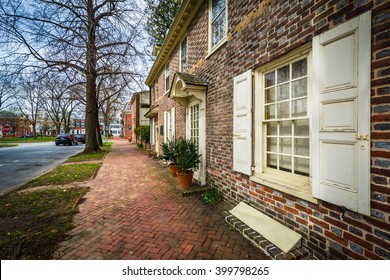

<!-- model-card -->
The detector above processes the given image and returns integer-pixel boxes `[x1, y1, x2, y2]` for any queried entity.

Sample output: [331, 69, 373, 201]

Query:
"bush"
[159, 137, 178, 164]
[176, 138, 201, 171]
[134, 126, 150, 143]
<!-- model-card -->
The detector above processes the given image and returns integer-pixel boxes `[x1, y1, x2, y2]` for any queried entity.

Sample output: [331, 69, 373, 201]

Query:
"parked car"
[55, 133, 78, 146]
[75, 133, 85, 143]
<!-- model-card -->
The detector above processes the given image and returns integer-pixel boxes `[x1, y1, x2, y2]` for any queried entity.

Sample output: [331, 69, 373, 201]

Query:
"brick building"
[131, 90, 150, 143]
[122, 103, 133, 139]
[144, 0, 389, 259]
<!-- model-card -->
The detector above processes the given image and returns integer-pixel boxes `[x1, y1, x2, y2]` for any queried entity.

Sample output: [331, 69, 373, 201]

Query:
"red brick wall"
[122, 112, 132, 139]
[151, 0, 389, 259]
[185, 0, 389, 260]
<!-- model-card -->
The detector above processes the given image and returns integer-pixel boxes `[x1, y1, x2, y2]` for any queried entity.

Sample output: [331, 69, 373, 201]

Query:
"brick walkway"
[54, 140, 269, 260]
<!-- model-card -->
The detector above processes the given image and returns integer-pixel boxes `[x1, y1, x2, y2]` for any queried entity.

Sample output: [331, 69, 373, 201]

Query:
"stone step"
[226, 202, 311, 260]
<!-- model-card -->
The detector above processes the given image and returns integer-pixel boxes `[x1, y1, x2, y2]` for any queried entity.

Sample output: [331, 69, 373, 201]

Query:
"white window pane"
[265, 72, 275, 87]
[292, 99, 307, 117]
[265, 88, 275, 103]
[294, 138, 309, 156]
[267, 122, 277, 135]
[292, 58, 307, 79]
[294, 157, 309, 176]
[277, 101, 289, 119]
[212, 0, 225, 20]
[277, 65, 290, 83]
[267, 137, 277, 152]
[280, 137, 292, 154]
[294, 119, 309, 136]
[279, 155, 292, 172]
[277, 84, 289, 101]
[292, 78, 307, 98]
[267, 153, 277, 169]
[265, 104, 275, 119]
[280, 121, 292, 136]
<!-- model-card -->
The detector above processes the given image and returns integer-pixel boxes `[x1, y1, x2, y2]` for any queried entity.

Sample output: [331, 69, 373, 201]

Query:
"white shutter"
[312, 11, 371, 215]
[171, 107, 175, 139]
[163, 111, 168, 143]
[233, 70, 253, 176]
[150, 118, 155, 145]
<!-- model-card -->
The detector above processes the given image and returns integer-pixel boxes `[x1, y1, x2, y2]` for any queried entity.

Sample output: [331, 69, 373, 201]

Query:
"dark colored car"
[55, 133, 78, 146]
[75, 133, 85, 144]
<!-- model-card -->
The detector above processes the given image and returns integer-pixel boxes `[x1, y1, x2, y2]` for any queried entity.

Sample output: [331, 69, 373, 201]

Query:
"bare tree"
[0, 67, 16, 111]
[16, 75, 45, 138]
[0, 0, 147, 152]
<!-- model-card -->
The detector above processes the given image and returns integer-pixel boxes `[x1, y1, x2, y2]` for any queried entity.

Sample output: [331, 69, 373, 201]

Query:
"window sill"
[206, 38, 227, 60]
[250, 169, 317, 204]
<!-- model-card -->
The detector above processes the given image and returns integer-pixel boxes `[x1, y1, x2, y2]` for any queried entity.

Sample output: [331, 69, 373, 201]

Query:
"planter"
[176, 170, 194, 189]
[169, 163, 181, 177]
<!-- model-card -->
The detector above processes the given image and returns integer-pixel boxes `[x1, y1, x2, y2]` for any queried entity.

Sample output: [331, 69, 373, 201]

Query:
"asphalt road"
[0, 141, 84, 195]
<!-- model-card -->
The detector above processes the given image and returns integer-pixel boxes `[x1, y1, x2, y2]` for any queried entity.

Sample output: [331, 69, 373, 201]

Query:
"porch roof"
[168, 72, 208, 107]
[144, 101, 159, 119]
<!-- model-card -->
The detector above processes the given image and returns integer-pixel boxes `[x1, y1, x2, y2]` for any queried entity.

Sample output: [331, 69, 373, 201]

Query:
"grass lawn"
[66, 141, 113, 162]
[0, 143, 18, 148]
[0, 187, 89, 259]
[0, 137, 56, 143]
[22, 163, 100, 189]
[0, 148, 107, 259]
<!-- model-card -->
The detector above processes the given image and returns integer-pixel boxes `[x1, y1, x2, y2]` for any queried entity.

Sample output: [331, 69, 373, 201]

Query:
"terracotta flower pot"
[169, 163, 181, 177]
[176, 170, 194, 189]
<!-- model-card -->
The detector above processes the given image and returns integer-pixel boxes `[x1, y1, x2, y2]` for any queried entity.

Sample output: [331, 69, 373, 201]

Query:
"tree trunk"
[83, 0, 100, 153]
[97, 112, 103, 146]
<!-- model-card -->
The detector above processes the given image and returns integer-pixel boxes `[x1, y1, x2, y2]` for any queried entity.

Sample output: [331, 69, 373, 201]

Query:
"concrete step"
[226, 202, 311, 260]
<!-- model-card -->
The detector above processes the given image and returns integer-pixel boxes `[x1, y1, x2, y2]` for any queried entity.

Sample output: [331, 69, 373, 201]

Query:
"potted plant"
[159, 137, 181, 176]
[176, 138, 201, 188]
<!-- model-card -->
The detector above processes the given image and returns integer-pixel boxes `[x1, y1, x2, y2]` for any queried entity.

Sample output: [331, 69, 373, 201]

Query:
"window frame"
[252, 44, 316, 203]
[165, 63, 170, 94]
[180, 36, 188, 73]
[208, 0, 228, 55]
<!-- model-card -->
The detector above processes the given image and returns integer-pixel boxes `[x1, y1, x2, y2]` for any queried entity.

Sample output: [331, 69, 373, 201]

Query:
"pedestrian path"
[54, 140, 269, 260]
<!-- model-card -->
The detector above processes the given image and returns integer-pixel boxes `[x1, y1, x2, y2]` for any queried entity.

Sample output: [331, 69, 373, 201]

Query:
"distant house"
[131, 90, 150, 143]
[70, 118, 86, 135]
[144, 0, 390, 259]
[122, 103, 132, 140]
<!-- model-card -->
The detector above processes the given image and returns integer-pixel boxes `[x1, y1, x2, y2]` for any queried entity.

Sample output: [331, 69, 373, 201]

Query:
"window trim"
[165, 63, 170, 94]
[180, 36, 188, 73]
[252, 43, 316, 203]
[208, 0, 228, 56]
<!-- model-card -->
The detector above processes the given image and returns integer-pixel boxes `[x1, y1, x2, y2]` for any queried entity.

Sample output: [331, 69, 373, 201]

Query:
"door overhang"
[168, 72, 208, 107]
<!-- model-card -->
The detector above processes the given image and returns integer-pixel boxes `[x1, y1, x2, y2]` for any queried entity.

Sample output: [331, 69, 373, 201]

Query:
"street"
[0, 141, 84, 194]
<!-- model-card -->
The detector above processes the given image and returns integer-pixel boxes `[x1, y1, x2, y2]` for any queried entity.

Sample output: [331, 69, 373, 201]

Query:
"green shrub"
[134, 126, 150, 143]
[159, 137, 178, 164]
[202, 187, 223, 205]
[176, 138, 201, 171]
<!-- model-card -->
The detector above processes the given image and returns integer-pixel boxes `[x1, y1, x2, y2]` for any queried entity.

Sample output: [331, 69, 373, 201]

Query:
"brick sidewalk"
[54, 140, 269, 260]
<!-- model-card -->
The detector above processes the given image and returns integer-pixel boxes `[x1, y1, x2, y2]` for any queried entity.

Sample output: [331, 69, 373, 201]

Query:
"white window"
[180, 37, 188, 72]
[209, 0, 227, 51]
[190, 104, 199, 150]
[263, 58, 309, 177]
[165, 63, 170, 93]
[235, 12, 371, 213]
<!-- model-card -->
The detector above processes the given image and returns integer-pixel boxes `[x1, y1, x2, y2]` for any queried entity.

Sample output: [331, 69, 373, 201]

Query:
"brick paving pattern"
[54, 140, 269, 260]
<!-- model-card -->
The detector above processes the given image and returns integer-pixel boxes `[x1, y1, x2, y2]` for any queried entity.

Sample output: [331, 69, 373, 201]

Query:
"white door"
[312, 11, 371, 215]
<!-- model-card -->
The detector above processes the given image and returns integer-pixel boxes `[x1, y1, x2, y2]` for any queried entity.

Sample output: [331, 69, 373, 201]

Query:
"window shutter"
[171, 107, 175, 139]
[163, 111, 168, 143]
[233, 70, 253, 176]
[150, 118, 155, 145]
[312, 11, 371, 215]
